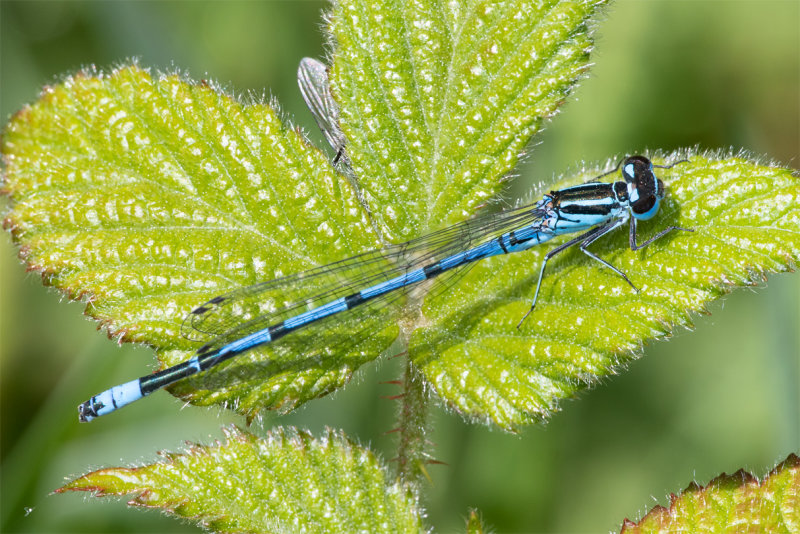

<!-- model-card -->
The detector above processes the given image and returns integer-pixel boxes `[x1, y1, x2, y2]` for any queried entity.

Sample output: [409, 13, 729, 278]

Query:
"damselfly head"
[622, 156, 664, 220]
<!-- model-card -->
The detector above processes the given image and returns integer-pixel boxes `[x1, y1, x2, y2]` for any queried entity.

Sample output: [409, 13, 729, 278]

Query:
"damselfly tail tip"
[78, 398, 99, 423]
[77, 379, 143, 423]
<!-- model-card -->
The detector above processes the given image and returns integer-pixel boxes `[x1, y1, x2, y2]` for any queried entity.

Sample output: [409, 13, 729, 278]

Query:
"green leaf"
[1, 65, 397, 417]
[465, 508, 489, 534]
[330, 0, 608, 240]
[2, 0, 609, 421]
[4, 3, 798, 432]
[621, 453, 800, 533]
[58, 426, 424, 534]
[411, 150, 800, 429]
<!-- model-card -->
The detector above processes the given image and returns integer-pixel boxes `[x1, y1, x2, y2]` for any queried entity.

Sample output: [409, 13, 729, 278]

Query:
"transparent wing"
[181, 201, 547, 352]
[297, 57, 347, 162]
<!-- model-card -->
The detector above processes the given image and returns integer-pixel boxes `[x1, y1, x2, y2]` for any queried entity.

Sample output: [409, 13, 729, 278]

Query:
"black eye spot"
[636, 173, 656, 196]
[622, 155, 653, 183]
[632, 195, 656, 215]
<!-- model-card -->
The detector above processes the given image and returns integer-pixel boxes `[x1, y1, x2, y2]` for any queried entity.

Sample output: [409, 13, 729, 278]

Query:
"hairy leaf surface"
[2, 1, 612, 421]
[412, 151, 800, 429]
[1, 65, 394, 416]
[59, 426, 424, 534]
[330, 0, 608, 240]
[621, 454, 800, 533]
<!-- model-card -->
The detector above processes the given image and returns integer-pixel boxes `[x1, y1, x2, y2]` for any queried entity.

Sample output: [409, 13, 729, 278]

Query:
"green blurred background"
[1, 1, 798, 532]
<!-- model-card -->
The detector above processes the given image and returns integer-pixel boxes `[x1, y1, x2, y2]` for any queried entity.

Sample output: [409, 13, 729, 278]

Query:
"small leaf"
[58, 426, 424, 534]
[466, 508, 489, 534]
[330, 0, 608, 240]
[621, 453, 800, 533]
[410, 150, 800, 429]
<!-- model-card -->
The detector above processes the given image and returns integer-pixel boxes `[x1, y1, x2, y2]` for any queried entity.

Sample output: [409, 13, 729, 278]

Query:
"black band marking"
[142, 362, 197, 394]
[269, 323, 289, 341]
[345, 293, 366, 309]
[423, 264, 443, 278]
[560, 202, 615, 216]
[497, 236, 509, 254]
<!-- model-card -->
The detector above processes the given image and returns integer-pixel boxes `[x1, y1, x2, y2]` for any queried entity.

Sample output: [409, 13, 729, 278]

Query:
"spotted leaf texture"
[330, 0, 609, 241]
[410, 150, 800, 429]
[621, 454, 800, 533]
[0, 65, 392, 418]
[59, 426, 424, 534]
[2, 0, 610, 422]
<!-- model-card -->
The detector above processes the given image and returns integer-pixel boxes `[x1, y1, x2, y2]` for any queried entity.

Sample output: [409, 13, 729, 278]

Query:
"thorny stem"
[395, 353, 429, 491]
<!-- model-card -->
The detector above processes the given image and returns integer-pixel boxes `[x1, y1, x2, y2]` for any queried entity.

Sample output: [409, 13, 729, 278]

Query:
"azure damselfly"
[78, 155, 691, 422]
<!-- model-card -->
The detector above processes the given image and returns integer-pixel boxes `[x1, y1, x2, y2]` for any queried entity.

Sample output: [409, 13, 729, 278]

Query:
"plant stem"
[395, 354, 429, 491]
